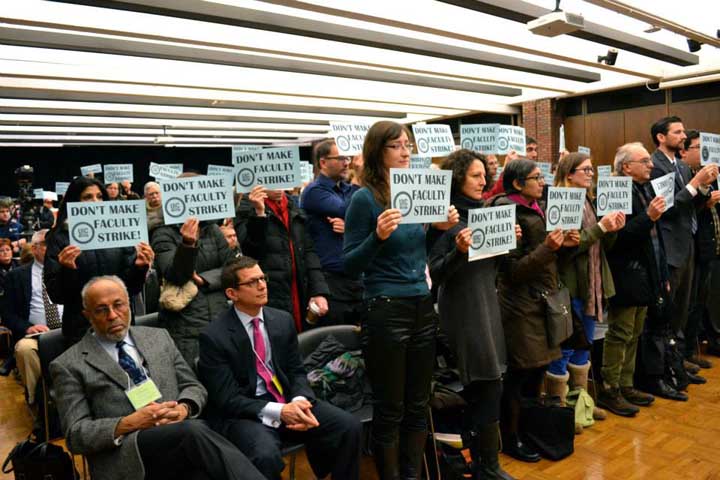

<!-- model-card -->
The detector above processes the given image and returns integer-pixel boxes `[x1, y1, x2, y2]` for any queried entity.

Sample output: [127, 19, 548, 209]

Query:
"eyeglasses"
[92, 301, 129, 319]
[525, 174, 545, 183]
[384, 143, 414, 151]
[237, 275, 269, 289]
[324, 155, 351, 162]
[687, 145, 701, 150]
[627, 158, 652, 165]
[572, 167, 594, 175]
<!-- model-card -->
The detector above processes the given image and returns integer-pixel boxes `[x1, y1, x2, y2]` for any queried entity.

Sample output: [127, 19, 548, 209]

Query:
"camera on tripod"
[14, 165, 41, 233]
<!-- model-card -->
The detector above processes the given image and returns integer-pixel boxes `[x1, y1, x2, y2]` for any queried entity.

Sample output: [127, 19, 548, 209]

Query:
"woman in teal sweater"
[344, 121, 457, 480]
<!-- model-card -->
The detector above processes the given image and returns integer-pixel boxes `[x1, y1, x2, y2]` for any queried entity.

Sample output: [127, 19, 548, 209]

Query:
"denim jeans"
[547, 298, 596, 376]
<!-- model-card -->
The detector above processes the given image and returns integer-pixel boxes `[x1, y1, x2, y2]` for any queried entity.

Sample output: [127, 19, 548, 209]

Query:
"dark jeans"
[362, 294, 438, 447]
[669, 243, 696, 334]
[137, 419, 263, 480]
[686, 256, 713, 357]
[310, 270, 364, 329]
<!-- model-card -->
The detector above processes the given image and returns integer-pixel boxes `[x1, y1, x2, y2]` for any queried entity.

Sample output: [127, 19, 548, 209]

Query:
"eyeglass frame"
[525, 174, 546, 183]
[322, 155, 352, 162]
[571, 167, 595, 175]
[91, 300, 130, 319]
[384, 142, 414, 151]
[235, 274, 269, 289]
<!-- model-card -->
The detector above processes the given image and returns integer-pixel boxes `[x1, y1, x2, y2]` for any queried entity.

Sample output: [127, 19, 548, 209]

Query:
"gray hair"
[81, 275, 129, 310]
[614, 142, 647, 175]
[31, 229, 48, 245]
[144, 181, 160, 195]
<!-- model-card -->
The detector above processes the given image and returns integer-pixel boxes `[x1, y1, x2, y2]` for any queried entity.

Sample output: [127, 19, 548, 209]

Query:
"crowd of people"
[0, 114, 718, 480]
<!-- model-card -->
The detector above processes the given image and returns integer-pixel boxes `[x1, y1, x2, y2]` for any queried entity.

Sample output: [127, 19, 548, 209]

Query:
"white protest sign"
[700, 132, 720, 165]
[67, 200, 148, 250]
[330, 121, 372, 156]
[33, 188, 44, 200]
[546, 187, 586, 231]
[300, 161, 314, 183]
[231, 145, 263, 165]
[233, 147, 301, 193]
[390, 168, 451, 224]
[460, 124, 499, 153]
[468, 204, 517, 261]
[161, 176, 235, 225]
[412, 124, 455, 157]
[597, 165, 612, 177]
[650, 172, 675, 211]
[55, 182, 70, 196]
[496, 125, 526, 156]
[546, 173, 555, 185]
[103, 164, 134, 183]
[80, 164, 102, 176]
[578, 146, 591, 155]
[537, 162, 552, 177]
[559, 125, 566, 153]
[410, 155, 432, 169]
[207, 164, 235, 177]
[43, 191, 58, 202]
[596, 177, 632, 216]
[149, 162, 182, 179]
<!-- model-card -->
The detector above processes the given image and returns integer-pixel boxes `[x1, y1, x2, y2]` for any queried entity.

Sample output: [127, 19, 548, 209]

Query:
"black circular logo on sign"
[461, 138, 474, 150]
[471, 228, 486, 250]
[71, 221, 95, 245]
[598, 193, 608, 211]
[417, 138, 429, 154]
[337, 136, 350, 151]
[164, 197, 187, 219]
[497, 137, 509, 151]
[702, 146, 710, 162]
[150, 164, 160, 176]
[548, 205, 561, 226]
[236, 168, 255, 188]
[393, 191, 413, 217]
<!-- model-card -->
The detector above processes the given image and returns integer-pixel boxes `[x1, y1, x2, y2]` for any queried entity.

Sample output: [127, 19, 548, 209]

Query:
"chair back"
[297, 325, 361, 359]
[135, 312, 159, 328]
[38, 329, 72, 378]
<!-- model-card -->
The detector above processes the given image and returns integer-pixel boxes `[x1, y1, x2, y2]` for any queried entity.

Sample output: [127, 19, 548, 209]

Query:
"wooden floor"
[2, 351, 720, 480]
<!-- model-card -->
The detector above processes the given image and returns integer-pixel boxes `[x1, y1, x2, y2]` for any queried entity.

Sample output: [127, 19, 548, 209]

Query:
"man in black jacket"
[198, 257, 360, 480]
[600, 142, 669, 415]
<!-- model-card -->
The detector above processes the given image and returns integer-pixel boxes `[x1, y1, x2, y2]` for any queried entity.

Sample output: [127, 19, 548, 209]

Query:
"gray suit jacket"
[650, 149, 706, 267]
[49, 326, 207, 480]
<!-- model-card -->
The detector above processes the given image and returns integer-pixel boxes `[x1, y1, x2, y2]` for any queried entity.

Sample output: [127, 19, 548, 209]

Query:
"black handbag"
[560, 299, 592, 351]
[2, 438, 76, 480]
[541, 286, 573, 348]
[519, 396, 575, 460]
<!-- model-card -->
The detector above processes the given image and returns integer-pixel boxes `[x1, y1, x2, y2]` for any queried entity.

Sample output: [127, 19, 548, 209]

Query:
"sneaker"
[597, 387, 639, 417]
[620, 387, 655, 406]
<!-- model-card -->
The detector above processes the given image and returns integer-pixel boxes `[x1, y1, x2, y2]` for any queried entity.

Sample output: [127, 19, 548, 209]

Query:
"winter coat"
[152, 222, 233, 364]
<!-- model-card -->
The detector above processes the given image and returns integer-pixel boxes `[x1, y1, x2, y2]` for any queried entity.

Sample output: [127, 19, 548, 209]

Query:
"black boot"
[373, 443, 401, 480]
[465, 423, 515, 480]
[399, 431, 427, 480]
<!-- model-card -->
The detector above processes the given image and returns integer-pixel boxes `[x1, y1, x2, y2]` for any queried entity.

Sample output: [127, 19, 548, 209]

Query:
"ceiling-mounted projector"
[528, 11, 584, 37]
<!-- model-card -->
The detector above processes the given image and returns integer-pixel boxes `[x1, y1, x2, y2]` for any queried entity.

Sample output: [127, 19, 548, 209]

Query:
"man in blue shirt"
[300, 139, 363, 327]
[0, 201, 25, 254]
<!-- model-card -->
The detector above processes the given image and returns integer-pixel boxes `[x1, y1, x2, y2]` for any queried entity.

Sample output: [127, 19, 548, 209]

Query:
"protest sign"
[161, 175, 235, 225]
[330, 121, 372, 156]
[578, 146, 591, 155]
[231, 145, 263, 165]
[80, 164, 102, 176]
[460, 124, 498, 153]
[546, 173, 555, 185]
[700, 132, 720, 165]
[597, 165, 612, 177]
[55, 182, 69, 196]
[559, 125, 566, 152]
[468, 204, 517, 261]
[496, 125, 526, 156]
[410, 155, 432, 169]
[412, 124, 454, 156]
[33, 188, 44, 200]
[43, 191, 58, 202]
[596, 177, 632, 216]
[233, 146, 301, 193]
[300, 162, 314, 183]
[67, 200, 148, 250]
[207, 164, 235, 177]
[650, 172, 675, 211]
[149, 162, 182, 179]
[390, 168, 451, 224]
[538, 162, 552, 177]
[546, 187, 586, 231]
[104, 164, 134, 183]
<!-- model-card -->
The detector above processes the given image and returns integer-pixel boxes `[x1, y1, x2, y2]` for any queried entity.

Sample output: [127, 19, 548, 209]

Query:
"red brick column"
[522, 98, 562, 165]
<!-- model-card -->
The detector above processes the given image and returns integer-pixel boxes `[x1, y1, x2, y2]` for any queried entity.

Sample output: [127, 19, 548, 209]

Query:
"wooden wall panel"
[671, 100, 720, 133]
[584, 111, 624, 167]
[623, 105, 667, 153]
[564, 116, 585, 152]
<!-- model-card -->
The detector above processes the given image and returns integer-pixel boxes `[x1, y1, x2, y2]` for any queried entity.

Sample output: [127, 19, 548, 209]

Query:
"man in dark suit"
[2, 229, 63, 405]
[199, 256, 361, 480]
[50, 275, 263, 480]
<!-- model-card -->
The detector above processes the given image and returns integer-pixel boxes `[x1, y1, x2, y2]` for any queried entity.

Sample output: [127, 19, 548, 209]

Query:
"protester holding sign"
[105, 182, 122, 201]
[44, 176, 153, 341]
[489, 158, 577, 462]
[546, 153, 626, 429]
[428, 150, 518, 480]
[344, 121, 458, 480]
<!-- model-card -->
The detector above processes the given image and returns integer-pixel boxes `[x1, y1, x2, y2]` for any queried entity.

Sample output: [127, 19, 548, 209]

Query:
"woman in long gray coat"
[429, 149, 516, 480]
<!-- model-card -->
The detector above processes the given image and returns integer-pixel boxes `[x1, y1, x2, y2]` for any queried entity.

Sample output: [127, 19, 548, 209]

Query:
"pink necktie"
[251, 318, 285, 403]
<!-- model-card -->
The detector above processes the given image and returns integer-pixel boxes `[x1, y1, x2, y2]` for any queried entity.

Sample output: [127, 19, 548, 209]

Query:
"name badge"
[125, 379, 162, 410]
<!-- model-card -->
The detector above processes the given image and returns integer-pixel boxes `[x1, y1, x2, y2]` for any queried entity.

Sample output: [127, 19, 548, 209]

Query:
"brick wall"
[522, 98, 562, 165]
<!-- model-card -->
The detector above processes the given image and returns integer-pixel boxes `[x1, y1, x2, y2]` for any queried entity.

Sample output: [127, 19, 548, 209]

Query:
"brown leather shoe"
[620, 387, 655, 406]
[597, 387, 639, 417]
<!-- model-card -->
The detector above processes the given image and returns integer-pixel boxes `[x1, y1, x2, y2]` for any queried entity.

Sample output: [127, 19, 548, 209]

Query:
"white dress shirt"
[29, 261, 63, 326]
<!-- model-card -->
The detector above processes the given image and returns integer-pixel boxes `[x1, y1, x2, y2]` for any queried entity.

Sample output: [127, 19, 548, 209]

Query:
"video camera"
[14, 165, 41, 233]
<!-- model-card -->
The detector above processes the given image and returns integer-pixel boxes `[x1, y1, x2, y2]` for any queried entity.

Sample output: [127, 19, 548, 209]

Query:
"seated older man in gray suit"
[50, 275, 263, 480]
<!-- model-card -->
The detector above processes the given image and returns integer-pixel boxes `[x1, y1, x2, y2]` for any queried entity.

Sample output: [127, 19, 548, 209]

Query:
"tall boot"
[399, 431, 427, 480]
[545, 371, 582, 434]
[465, 422, 515, 480]
[567, 362, 607, 421]
[373, 442, 400, 480]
